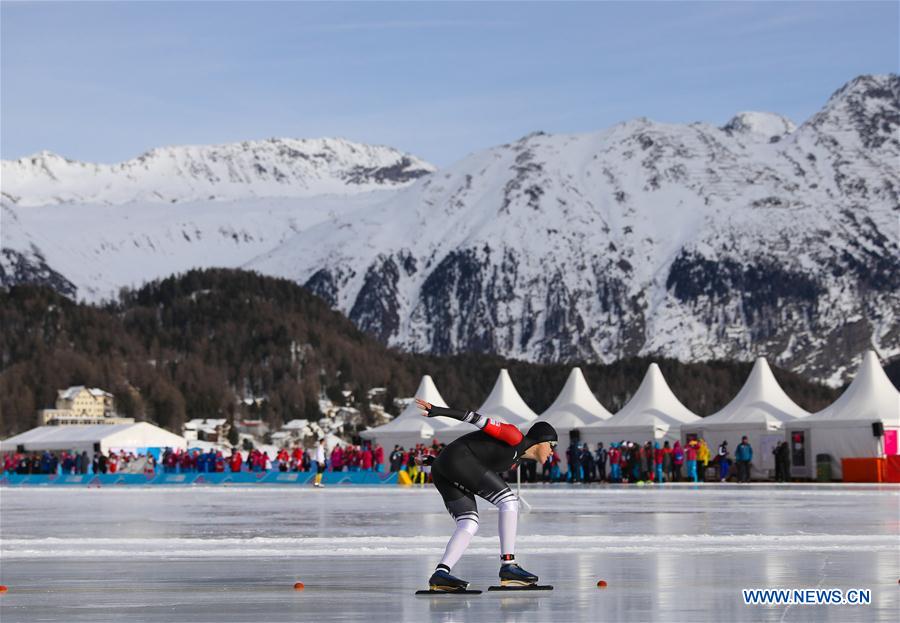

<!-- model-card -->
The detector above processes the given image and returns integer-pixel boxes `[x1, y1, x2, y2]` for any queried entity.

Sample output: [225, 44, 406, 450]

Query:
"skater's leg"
[432, 470, 479, 575]
[475, 470, 537, 585]
[475, 471, 519, 560]
[437, 515, 479, 572]
[496, 493, 518, 558]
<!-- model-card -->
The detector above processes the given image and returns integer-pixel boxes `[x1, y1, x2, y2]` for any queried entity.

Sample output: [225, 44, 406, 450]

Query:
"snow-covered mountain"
[248, 74, 900, 385]
[1, 138, 434, 299]
[2, 75, 897, 384]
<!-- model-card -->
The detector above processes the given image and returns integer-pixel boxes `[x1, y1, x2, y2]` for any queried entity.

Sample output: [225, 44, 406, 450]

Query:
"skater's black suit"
[429, 408, 532, 521]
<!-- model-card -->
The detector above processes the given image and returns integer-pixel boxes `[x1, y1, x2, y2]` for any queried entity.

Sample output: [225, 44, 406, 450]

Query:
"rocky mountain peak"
[721, 111, 797, 142]
[804, 73, 900, 150]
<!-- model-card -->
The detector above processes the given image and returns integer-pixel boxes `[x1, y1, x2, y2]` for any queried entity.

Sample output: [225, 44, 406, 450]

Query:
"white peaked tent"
[789, 351, 900, 479]
[531, 368, 613, 472]
[359, 375, 460, 450]
[581, 364, 700, 447]
[437, 369, 540, 444]
[681, 358, 809, 478]
[477, 369, 539, 426]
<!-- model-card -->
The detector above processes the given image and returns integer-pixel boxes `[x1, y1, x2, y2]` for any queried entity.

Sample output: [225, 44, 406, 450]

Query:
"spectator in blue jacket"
[735, 436, 753, 483]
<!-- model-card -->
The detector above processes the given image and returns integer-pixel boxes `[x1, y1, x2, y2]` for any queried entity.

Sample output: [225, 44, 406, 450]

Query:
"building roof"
[532, 367, 612, 431]
[476, 369, 538, 426]
[58, 386, 111, 400]
[683, 358, 809, 431]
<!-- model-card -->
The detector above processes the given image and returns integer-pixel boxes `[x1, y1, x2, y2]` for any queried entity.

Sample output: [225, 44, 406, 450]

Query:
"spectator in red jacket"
[291, 447, 304, 471]
[331, 445, 344, 472]
[180, 451, 193, 473]
[229, 450, 242, 472]
[361, 446, 373, 471]
[373, 444, 384, 472]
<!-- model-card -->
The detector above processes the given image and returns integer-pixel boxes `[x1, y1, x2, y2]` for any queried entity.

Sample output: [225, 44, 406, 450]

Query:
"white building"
[38, 386, 132, 426]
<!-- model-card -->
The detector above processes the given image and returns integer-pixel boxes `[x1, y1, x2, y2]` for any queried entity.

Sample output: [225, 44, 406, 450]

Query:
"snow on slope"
[248, 74, 900, 384]
[1, 138, 433, 300]
[2, 194, 388, 300]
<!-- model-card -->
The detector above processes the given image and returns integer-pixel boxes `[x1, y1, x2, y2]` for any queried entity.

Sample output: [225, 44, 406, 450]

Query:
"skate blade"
[489, 584, 553, 591]
[416, 587, 481, 595]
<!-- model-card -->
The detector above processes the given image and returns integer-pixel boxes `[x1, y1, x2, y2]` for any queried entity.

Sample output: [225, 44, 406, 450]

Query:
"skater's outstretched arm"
[415, 399, 523, 446]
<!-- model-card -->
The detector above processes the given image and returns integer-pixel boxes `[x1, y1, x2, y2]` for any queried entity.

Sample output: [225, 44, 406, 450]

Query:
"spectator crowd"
[2, 449, 157, 475]
[4, 435, 788, 483]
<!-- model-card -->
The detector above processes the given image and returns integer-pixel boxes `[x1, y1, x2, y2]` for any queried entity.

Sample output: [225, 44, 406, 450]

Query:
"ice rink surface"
[1, 484, 898, 622]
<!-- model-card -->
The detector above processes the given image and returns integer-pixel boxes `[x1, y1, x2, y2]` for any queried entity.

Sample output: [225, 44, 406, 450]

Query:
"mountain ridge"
[2, 136, 435, 207]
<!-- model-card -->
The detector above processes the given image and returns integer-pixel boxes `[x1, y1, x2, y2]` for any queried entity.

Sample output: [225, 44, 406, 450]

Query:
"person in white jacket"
[314, 439, 327, 488]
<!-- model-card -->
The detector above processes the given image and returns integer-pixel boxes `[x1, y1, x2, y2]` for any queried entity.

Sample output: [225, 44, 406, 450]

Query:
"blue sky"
[1, 1, 897, 166]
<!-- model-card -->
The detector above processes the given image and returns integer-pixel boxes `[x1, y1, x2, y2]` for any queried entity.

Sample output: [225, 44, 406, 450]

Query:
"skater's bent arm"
[416, 399, 523, 446]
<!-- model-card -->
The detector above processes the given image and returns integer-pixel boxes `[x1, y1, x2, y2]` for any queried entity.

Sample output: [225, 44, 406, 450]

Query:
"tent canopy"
[476, 369, 538, 426]
[797, 351, 900, 427]
[683, 358, 809, 432]
[787, 351, 899, 479]
[532, 367, 612, 431]
[584, 363, 699, 431]
[0, 422, 187, 453]
[359, 375, 459, 443]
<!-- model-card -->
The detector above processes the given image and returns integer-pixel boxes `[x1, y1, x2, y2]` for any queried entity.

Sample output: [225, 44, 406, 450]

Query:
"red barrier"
[884, 456, 900, 483]
[841, 458, 885, 483]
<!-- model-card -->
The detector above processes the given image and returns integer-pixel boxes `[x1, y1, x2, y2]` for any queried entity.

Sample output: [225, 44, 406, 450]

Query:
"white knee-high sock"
[496, 497, 519, 559]
[437, 517, 479, 571]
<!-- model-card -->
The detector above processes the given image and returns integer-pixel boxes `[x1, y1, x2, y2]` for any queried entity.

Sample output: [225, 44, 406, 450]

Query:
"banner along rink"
[1, 485, 898, 622]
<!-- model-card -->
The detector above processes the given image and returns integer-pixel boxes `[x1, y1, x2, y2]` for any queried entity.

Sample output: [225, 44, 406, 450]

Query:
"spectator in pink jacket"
[331, 445, 344, 472]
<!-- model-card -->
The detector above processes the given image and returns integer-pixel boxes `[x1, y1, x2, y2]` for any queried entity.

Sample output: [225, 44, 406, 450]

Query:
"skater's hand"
[415, 398, 433, 416]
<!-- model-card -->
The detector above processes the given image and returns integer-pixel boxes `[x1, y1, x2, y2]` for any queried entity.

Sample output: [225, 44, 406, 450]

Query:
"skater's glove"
[420, 455, 435, 467]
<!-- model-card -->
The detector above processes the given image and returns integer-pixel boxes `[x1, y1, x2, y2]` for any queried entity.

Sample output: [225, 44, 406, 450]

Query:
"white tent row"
[681, 358, 810, 479]
[0, 422, 187, 455]
[357, 352, 899, 479]
[360, 369, 539, 449]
